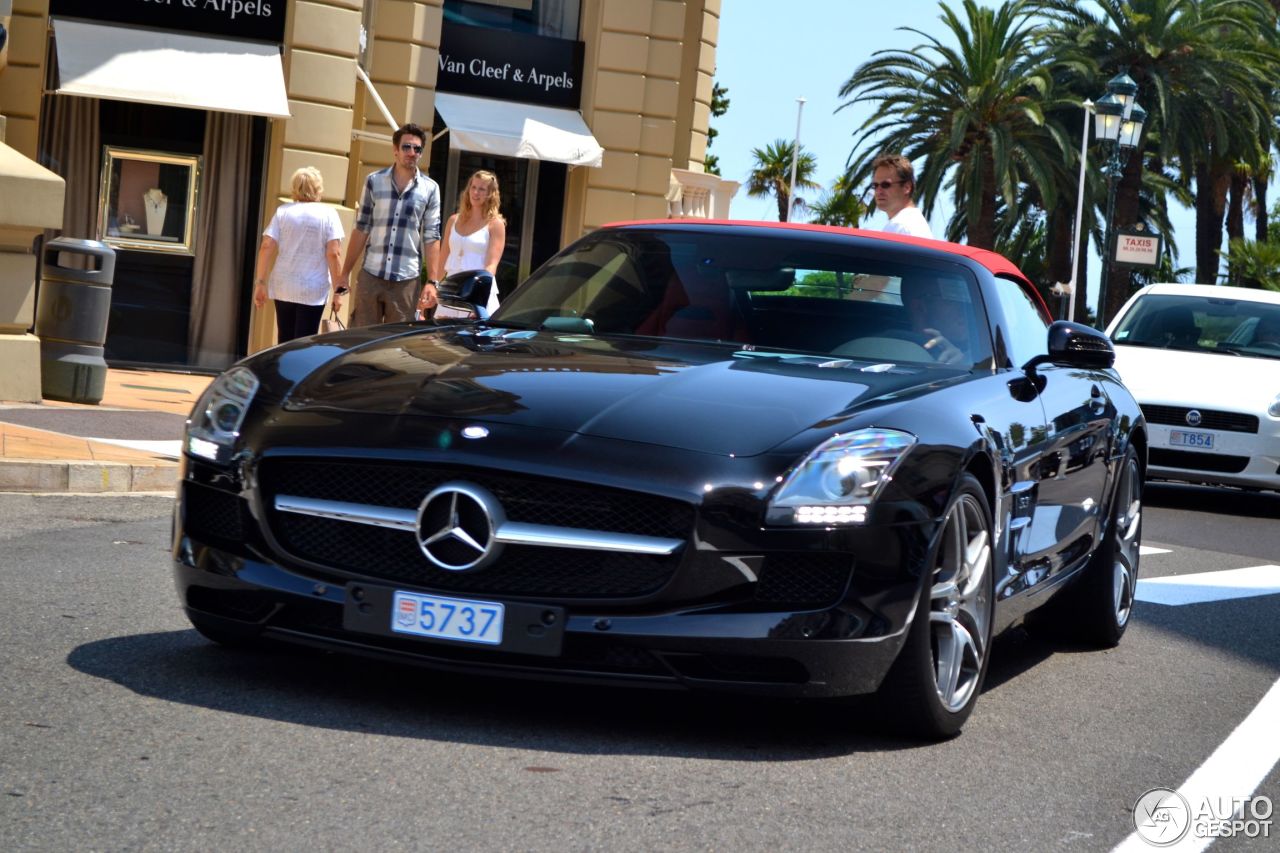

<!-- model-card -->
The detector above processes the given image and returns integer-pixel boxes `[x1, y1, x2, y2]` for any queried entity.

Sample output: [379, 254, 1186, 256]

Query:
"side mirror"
[439, 268, 494, 310]
[1022, 321, 1115, 372]
[432, 269, 494, 323]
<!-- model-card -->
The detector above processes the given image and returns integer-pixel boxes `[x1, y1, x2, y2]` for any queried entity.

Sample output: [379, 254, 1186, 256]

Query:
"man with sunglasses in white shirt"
[342, 123, 442, 326]
[871, 153, 934, 239]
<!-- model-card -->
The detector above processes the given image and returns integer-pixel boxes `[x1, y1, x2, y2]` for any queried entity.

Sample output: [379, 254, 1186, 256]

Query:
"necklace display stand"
[144, 188, 168, 235]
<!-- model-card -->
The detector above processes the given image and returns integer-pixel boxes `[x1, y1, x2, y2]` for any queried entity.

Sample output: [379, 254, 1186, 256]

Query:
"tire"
[1026, 445, 1142, 647]
[187, 611, 267, 650]
[1075, 445, 1143, 647]
[875, 474, 994, 739]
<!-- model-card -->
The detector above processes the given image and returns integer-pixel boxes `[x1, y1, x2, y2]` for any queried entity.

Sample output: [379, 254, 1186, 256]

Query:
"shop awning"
[433, 92, 603, 168]
[50, 18, 291, 119]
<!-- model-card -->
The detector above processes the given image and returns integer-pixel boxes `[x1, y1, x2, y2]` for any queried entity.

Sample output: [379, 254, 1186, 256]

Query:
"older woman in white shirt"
[253, 166, 345, 342]
[432, 169, 506, 315]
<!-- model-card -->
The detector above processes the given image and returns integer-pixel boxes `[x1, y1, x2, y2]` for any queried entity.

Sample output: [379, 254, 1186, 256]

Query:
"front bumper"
[1145, 421, 1280, 490]
[172, 444, 939, 699]
[174, 538, 918, 700]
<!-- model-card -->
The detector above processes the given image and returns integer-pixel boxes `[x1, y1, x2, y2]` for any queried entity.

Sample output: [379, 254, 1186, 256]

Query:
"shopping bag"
[319, 308, 345, 334]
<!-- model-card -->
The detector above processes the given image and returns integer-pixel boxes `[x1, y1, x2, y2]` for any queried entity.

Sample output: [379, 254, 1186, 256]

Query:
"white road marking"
[1113, 676, 1280, 852]
[88, 438, 183, 459]
[1135, 565, 1280, 606]
[1141, 545, 1172, 555]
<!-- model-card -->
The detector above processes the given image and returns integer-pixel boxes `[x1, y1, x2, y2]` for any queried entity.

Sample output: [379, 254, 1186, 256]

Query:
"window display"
[98, 147, 201, 255]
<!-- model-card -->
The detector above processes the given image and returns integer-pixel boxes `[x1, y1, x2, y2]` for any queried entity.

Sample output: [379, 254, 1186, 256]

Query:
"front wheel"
[875, 474, 994, 739]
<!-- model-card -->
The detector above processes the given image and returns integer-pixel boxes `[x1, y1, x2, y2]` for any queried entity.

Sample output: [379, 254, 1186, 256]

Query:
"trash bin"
[35, 238, 117, 404]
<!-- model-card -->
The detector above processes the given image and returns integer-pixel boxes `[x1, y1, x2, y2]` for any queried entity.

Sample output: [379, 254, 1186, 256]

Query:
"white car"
[1107, 282, 1280, 491]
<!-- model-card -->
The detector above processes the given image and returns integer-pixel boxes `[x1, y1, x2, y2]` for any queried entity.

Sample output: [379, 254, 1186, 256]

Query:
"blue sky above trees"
[713, 0, 1206, 310]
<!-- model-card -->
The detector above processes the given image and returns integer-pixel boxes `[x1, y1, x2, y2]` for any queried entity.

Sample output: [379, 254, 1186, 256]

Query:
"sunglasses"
[399, 143, 424, 153]
[869, 180, 906, 191]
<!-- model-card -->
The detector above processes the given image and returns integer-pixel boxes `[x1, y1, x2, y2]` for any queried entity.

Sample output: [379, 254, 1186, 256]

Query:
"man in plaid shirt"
[341, 122, 442, 326]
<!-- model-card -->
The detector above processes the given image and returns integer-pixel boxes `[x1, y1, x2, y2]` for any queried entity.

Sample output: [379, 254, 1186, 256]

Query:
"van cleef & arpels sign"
[50, 0, 285, 43]
[437, 22, 584, 110]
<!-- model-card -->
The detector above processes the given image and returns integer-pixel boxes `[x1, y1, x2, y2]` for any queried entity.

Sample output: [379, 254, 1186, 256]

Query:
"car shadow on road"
[67, 628, 940, 757]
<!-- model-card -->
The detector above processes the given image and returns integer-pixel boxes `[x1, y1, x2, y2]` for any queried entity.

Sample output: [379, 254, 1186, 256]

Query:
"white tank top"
[445, 219, 498, 314]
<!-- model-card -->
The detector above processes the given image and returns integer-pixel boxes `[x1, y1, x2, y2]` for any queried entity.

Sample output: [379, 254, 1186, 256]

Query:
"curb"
[0, 459, 179, 493]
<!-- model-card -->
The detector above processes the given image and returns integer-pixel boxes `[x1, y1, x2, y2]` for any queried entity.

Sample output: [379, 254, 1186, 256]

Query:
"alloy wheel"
[1111, 455, 1142, 628]
[929, 493, 992, 713]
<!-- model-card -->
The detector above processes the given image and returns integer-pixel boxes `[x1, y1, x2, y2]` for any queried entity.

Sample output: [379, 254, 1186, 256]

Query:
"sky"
[711, 0, 1205, 315]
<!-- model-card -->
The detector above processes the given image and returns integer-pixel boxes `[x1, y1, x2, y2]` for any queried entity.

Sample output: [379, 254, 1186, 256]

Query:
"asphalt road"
[1, 487, 1277, 851]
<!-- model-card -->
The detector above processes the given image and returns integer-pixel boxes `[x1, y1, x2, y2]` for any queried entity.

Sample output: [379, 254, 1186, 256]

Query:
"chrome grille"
[257, 458, 693, 539]
[256, 458, 694, 599]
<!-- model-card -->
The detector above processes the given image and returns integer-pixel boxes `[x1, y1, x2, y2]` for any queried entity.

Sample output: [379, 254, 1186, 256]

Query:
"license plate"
[391, 591, 504, 645]
[1169, 429, 1214, 449]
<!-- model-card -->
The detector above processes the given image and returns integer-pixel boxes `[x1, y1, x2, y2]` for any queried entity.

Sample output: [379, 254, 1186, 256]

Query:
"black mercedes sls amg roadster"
[174, 221, 1146, 738]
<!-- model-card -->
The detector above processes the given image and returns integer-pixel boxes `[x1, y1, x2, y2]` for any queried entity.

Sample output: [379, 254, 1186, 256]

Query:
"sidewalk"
[0, 368, 212, 493]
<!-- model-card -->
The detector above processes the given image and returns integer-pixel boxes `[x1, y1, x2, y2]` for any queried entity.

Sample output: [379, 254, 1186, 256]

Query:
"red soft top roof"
[604, 218, 1033, 285]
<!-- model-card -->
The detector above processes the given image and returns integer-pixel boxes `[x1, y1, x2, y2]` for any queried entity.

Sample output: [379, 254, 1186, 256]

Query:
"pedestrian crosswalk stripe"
[1135, 565, 1280, 606]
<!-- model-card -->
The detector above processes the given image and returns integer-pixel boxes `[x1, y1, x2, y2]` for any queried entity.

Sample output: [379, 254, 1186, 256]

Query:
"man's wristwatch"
[425, 279, 439, 286]
[334, 286, 349, 295]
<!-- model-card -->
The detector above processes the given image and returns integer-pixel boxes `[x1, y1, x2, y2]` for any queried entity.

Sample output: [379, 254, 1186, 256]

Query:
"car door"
[991, 278, 1113, 584]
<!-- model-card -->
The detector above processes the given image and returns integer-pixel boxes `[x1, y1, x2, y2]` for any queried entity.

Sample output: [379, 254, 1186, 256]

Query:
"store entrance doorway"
[429, 142, 567, 301]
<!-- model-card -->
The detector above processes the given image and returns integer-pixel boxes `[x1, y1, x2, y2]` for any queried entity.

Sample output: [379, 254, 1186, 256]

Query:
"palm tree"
[809, 170, 868, 227]
[746, 139, 819, 222]
[1042, 0, 1278, 322]
[1219, 237, 1280, 289]
[837, 0, 1070, 250]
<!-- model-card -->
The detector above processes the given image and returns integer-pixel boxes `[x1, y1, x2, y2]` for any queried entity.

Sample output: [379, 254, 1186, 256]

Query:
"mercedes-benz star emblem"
[416, 481, 506, 571]
[1185, 409, 1202, 427]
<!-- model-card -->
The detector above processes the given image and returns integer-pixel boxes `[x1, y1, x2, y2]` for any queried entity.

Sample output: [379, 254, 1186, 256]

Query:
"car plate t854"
[1169, 429, 1214, 449]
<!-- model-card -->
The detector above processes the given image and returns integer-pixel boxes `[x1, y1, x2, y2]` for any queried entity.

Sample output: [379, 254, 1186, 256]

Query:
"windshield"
[1111, 292, 1280, 359]
[490, 229, 993, 367]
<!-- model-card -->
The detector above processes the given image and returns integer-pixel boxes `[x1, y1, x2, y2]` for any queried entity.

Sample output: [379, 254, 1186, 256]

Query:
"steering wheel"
[1254, 340, 1280, 351]
[833, 335, 934, 362]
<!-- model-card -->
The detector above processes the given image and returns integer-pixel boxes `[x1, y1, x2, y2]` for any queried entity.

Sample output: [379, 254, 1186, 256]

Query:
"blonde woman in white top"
[253, 166, 345, 341]
[432, 169, 506, 315]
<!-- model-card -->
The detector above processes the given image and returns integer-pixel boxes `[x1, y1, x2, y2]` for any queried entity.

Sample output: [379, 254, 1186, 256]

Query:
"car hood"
[282, 328, 946, 456]
[1112, 345, 1280, 409]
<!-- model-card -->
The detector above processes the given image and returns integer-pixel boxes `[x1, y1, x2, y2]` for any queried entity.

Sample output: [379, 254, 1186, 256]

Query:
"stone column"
[0, 141, 66, 402]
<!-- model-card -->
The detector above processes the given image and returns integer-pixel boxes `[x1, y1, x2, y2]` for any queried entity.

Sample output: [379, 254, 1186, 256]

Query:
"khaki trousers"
[351, 268, 419, 326]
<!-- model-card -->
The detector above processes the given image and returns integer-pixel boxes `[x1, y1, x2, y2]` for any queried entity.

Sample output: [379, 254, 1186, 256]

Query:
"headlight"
[1269, 394, 1280, 418]
[766, 429, 916, 525]
[186, 366, 260, 463]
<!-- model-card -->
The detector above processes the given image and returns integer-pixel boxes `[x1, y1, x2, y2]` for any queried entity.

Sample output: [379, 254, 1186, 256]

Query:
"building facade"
[0, 0, 735, 371]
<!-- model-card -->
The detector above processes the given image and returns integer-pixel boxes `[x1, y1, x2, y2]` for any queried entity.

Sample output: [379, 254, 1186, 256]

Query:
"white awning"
[51, 18, 291, 119]
[433, 92, 602, 168]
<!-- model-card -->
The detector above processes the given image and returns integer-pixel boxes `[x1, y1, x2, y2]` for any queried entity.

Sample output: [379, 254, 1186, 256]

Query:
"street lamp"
[786, 97, 806, 222]
[1055, 98, 1093, 323]
[1095, 73, 1145, 328]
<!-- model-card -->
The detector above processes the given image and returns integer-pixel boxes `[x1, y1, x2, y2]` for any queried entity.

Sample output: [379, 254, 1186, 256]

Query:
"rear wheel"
[1027, 445, 1142, 647]
[876, 474, 994, 739]
[1077, 446, 1142, 646]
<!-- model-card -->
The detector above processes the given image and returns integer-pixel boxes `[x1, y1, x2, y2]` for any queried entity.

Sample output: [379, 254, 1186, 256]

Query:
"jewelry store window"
[444, 0, 580, 39]
[99, 147, 202, 255]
